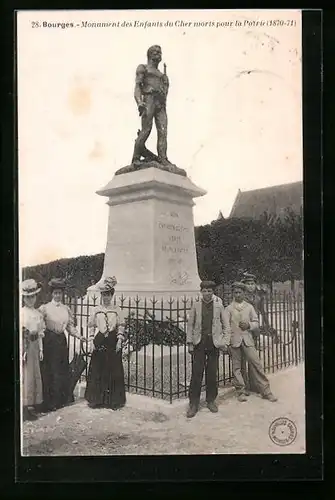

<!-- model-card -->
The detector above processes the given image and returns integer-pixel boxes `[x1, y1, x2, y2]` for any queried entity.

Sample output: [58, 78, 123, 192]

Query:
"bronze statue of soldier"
[131, 45, 170, 165]
[115, 45, 186, 176]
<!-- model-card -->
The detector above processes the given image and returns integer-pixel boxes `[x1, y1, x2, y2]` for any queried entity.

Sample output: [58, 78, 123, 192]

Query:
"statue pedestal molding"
[87, 167, 206, 301]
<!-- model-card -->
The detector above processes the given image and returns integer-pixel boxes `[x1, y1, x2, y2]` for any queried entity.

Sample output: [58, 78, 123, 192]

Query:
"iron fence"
[64, 290, 304, 403]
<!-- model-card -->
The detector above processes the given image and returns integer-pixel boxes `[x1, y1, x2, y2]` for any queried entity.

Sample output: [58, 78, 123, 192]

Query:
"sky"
[18, 9, 302, 267]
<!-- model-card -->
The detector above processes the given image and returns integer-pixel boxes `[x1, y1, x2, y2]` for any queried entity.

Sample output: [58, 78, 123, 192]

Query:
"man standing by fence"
[186, 281, 230, 418]
[241, 272, 279, 344]
[225, 282, 277, 403]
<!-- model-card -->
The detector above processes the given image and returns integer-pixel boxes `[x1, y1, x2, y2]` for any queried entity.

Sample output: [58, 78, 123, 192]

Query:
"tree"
[195, 210, 303, 285]
[23, 253, 104, 304]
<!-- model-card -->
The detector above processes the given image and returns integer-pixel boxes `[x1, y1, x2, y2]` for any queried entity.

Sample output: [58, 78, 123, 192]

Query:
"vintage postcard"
[18, 9, 306, 460]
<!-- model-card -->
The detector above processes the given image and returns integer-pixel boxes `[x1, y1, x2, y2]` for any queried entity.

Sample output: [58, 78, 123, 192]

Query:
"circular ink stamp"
[269, 417, 297, 446]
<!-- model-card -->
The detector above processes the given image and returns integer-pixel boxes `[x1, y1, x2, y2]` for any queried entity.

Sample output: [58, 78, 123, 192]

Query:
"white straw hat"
[22, 279, 41, 297]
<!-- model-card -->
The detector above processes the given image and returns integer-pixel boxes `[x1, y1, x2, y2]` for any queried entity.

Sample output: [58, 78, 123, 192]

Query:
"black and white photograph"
[17, 9, 306, 459]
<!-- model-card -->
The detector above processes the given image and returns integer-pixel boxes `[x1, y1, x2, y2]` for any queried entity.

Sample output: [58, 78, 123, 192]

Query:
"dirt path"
[22, 364, 305, 455]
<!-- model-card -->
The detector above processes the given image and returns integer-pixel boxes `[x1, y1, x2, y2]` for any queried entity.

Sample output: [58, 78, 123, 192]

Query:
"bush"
[123, 311, 186, 354]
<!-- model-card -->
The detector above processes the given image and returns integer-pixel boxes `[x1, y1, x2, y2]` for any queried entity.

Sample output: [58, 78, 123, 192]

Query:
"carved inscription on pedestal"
[158, 212, 191, 285]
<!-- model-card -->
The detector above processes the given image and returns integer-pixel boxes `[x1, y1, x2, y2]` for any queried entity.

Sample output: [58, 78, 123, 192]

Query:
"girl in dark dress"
[39, 278, 86, 412]
[85, 277, 126, 410]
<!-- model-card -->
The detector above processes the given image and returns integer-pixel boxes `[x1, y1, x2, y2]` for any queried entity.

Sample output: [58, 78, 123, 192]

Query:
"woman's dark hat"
[48, 278, 67, 289]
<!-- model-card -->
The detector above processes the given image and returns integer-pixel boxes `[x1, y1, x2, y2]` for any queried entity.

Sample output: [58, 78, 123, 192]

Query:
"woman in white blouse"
[21, 279, 45, 421]
[39, 278, 86, 412]
[85, 277, 127, 410]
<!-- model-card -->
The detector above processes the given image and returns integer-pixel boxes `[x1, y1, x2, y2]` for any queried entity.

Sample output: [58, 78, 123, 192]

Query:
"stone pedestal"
[88, 167, 206, 300]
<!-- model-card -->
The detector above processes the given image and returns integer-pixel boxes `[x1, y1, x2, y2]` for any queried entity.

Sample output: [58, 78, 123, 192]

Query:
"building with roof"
[228, 181, 303, 221]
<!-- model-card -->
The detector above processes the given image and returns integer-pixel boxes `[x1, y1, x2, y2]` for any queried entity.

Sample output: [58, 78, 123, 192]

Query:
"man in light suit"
[186, 281, 230, 418]
[225, 282, 277, 402]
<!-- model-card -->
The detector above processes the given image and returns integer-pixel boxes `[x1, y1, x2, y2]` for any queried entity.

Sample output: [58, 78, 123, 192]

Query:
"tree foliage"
[22, 254, 104, 304]
[196, 208, 303, 285]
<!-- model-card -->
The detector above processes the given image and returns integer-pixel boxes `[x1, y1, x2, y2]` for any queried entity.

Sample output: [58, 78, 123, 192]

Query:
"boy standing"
[225, 282, 277, 403]
[186, 281, 230, 418]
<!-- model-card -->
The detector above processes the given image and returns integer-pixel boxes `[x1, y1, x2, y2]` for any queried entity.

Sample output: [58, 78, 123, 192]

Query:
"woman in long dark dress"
[39, 278, 86, 412]
[85, 277, 126, 410]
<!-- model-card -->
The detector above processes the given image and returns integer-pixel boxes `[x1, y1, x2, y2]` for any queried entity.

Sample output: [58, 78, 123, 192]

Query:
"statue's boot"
[158, 156, 172, 166]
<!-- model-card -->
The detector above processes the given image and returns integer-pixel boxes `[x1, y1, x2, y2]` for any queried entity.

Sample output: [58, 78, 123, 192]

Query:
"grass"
[123, 348, 234, 401]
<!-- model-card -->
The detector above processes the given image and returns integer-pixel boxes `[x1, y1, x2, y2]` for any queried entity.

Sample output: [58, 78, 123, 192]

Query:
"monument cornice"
[106, 189, 195, 207]
[96, 168, 207, 200]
